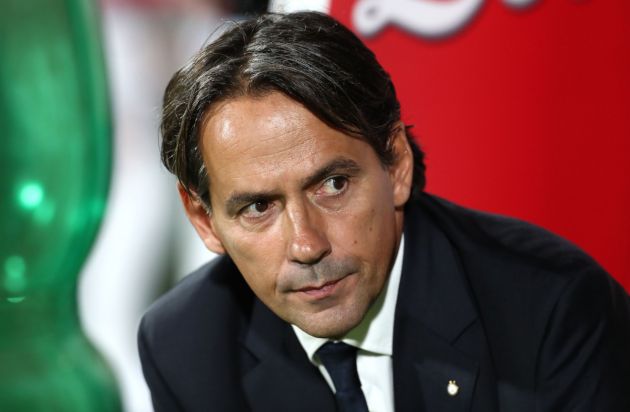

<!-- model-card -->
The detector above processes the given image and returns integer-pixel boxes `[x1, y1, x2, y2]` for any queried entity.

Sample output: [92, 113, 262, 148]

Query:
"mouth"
[295, 278, 344, 300]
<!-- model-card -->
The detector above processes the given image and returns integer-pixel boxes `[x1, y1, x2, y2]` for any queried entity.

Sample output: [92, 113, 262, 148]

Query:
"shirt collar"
[292, 235, 405, 360]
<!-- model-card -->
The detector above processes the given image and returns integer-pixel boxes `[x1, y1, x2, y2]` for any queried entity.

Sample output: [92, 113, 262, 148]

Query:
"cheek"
[217, 225, 286, 293]
[330, 202, 395, 258]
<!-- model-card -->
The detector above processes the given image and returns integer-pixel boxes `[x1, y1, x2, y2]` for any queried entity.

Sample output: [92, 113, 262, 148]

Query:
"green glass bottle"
[0, 0, 121, 410]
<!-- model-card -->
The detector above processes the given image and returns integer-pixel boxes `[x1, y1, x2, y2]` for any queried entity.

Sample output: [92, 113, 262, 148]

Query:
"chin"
[302, 324, 351, 340]
[294, 304, 368, 339]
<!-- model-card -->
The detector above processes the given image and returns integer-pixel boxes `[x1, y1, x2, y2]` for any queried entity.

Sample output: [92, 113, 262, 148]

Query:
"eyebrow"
[224, 157, 362, 216]
[225, 190, 278, 217]
[300, 157, 361, 190]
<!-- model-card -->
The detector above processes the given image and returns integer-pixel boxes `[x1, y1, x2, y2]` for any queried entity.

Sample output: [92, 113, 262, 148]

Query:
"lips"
[296, 278, 343, 299]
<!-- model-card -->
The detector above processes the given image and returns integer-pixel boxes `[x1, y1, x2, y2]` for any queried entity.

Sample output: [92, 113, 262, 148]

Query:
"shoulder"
[412, 194, 630, 400]
[140, 255, 254, 346]
[138, 256, 256, 410]
[417, 194, 599, 276]
[414, 193, 626, 318]
[140, 256, 253, 341]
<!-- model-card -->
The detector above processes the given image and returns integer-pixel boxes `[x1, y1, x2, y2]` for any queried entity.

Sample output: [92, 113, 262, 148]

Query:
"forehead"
[199, 92, 376, 199]
[201, 93, 315, 168]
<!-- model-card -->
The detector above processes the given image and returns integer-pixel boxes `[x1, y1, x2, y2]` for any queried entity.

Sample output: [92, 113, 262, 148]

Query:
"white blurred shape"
[80, 4, 221, 411]
[269, 0, 331, 13]
[504, 0, 538, 8]
[353, 0, 483, 38]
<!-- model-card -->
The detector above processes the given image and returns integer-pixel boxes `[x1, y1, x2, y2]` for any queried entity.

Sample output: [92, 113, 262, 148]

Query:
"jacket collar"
[392, 197, 481, 411]
[241, 299, 336, 411]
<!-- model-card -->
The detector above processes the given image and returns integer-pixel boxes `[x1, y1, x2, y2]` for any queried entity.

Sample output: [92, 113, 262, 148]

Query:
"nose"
[284, 202, 331, 265]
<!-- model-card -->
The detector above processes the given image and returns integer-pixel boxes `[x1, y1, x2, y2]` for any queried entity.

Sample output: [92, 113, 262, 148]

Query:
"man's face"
[185, 92, 412, 338]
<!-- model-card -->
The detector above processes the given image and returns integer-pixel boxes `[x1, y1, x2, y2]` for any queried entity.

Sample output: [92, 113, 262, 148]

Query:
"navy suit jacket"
[139, 194, 630, 411]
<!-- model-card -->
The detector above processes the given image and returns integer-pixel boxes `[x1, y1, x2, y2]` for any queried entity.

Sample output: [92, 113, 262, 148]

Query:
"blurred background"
[2, 0, 628, 411]
[79, 1, 273, 411]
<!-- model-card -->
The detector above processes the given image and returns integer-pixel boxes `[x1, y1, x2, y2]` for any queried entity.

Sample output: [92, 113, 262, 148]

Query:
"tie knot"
[316, 342, 369, 412]
[317, 341, 358, 364]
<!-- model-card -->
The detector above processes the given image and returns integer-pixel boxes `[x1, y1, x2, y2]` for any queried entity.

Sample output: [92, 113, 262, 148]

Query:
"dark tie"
[316, 341, 369, 412]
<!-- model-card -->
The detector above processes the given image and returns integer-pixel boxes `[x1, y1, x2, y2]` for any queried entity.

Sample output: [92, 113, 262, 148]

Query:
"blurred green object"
[0, 0, 121, 410]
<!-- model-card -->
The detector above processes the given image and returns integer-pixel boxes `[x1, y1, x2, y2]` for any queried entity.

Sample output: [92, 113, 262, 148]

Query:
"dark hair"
[160, 11, 426, 208]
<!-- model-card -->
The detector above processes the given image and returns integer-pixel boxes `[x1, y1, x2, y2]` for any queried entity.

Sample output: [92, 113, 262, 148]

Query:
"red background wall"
[330, 0, 630, 291]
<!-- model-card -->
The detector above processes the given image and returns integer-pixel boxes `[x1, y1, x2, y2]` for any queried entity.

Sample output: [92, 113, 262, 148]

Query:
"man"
[138, 11, 630, 412]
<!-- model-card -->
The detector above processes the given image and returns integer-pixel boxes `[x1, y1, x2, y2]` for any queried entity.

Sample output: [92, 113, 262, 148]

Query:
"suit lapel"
[242, 299, 335, 412]
[393, 200, 482, 411]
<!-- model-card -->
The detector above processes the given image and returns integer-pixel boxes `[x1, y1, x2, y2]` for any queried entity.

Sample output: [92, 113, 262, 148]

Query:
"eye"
[319, 176, 348, 195]
[241, 200, 271, 219]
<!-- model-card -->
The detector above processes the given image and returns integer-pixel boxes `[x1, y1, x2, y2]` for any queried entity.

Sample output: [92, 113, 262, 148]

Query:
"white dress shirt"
[292, 236, 405, 412]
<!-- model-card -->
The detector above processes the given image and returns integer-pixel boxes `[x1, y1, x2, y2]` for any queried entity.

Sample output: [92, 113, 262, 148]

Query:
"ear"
[388, 122, 414, 208]
[177, 183, 226, 255]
